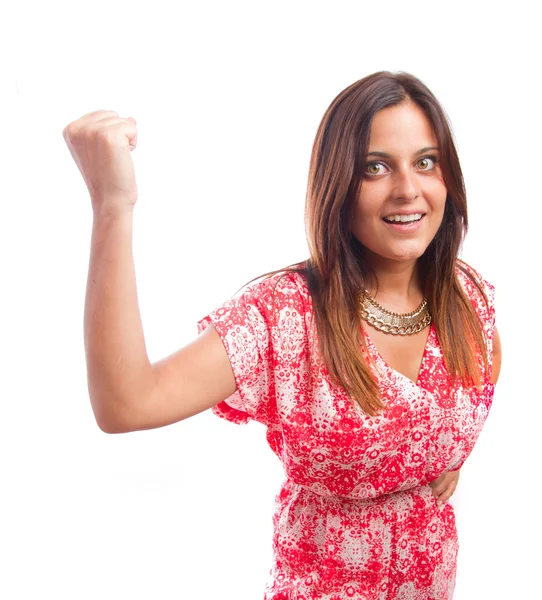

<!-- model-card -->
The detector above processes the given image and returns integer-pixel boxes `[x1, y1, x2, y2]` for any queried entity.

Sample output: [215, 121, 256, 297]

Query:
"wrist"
[92, 200, 136, 223]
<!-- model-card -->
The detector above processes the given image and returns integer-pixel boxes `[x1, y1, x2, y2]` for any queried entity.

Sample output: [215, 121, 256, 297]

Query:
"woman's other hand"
[429, 470, 460, 507]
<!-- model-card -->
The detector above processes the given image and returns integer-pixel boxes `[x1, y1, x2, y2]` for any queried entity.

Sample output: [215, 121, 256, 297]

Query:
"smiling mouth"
[382, 213, 425, 224]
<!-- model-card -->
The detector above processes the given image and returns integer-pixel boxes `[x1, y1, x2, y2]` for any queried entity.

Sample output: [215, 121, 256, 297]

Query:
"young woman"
[64, 71, 502, 599]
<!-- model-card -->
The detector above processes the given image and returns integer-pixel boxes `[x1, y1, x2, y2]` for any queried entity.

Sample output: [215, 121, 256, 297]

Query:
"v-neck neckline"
[361, 322, 435, 388]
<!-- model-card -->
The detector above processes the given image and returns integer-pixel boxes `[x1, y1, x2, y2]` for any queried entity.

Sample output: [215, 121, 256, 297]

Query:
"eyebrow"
[366, 146, 439, 158]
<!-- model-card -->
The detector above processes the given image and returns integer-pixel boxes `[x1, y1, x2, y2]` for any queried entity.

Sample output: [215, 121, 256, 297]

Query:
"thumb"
[125, 116, 138, 150]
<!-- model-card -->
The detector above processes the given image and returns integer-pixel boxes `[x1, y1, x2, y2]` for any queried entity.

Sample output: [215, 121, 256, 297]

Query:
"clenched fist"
[63, 110, 138, 217]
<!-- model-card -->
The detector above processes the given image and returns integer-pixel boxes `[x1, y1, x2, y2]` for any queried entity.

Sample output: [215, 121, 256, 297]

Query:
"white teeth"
[384, 213, 423, 223]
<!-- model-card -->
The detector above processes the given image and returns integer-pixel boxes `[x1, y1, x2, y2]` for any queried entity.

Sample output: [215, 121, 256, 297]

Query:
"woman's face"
[351, 101, 447, 267]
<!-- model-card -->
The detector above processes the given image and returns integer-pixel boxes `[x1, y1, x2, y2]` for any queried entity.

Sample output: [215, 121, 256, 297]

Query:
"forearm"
[84, 206, 155, 432]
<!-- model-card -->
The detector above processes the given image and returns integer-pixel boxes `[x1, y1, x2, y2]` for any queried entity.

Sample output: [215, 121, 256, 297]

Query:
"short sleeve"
[456, 261, 496, 354]
[196, 278, 277, 426]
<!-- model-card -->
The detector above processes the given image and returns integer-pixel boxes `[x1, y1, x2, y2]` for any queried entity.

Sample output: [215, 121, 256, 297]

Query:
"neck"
[364, 255, 424, 312]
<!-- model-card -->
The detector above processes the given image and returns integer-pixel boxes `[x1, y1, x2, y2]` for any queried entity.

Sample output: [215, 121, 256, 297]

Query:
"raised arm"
[64, 111, 236, 434]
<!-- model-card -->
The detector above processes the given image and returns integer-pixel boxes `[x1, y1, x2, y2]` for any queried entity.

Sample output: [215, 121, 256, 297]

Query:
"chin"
[383, 245, 429, 262]
[354, 235, 432, 265]
[387, 255, 423, 265]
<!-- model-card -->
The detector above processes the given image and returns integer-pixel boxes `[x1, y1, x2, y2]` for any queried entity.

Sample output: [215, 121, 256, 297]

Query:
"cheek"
[425, 180, 447, 213]
[354, 185, 383, 218]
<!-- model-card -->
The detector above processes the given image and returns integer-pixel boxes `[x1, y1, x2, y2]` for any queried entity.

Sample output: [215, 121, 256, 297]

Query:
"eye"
[365, 162, 389, 176]
[416, 156, 437, 171]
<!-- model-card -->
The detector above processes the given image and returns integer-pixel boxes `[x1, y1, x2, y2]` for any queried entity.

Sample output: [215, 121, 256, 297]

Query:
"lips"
[382, 212, 425, 224]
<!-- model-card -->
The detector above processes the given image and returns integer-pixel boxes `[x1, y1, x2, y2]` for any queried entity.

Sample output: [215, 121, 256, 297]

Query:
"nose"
[393, 167, 420, 201]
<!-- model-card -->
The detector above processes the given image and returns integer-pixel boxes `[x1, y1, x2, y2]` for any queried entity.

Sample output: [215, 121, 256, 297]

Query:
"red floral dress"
[197, 264, 496, 600]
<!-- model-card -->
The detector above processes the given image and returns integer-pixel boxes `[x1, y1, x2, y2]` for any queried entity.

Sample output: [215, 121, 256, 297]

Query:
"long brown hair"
[242, 71, 489, 416]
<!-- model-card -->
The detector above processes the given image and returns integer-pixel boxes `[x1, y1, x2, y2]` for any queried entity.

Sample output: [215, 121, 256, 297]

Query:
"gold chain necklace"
[360, 291, 432, 335]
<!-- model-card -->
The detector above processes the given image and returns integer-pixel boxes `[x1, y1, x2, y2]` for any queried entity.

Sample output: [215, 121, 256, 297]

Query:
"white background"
[2, 1, 540, 598]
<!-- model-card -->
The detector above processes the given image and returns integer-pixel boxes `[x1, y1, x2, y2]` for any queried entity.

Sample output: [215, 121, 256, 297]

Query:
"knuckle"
[91, 109, 118, 120]
[87, 123, 115, 144]
[95, 126, 112, 142]
[63, 123, 79, 142]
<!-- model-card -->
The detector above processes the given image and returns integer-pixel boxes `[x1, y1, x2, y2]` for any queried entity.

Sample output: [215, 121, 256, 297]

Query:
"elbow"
[91, 399, 132, 434]
[90, 386, 160, 434]
[96, 418, 129, 434]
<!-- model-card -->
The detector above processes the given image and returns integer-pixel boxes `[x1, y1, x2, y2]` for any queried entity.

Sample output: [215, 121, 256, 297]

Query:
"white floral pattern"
[197, 264, 496, 599]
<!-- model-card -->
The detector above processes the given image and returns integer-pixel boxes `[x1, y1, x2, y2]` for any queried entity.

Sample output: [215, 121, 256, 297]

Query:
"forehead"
[368, 101, 438, 150]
